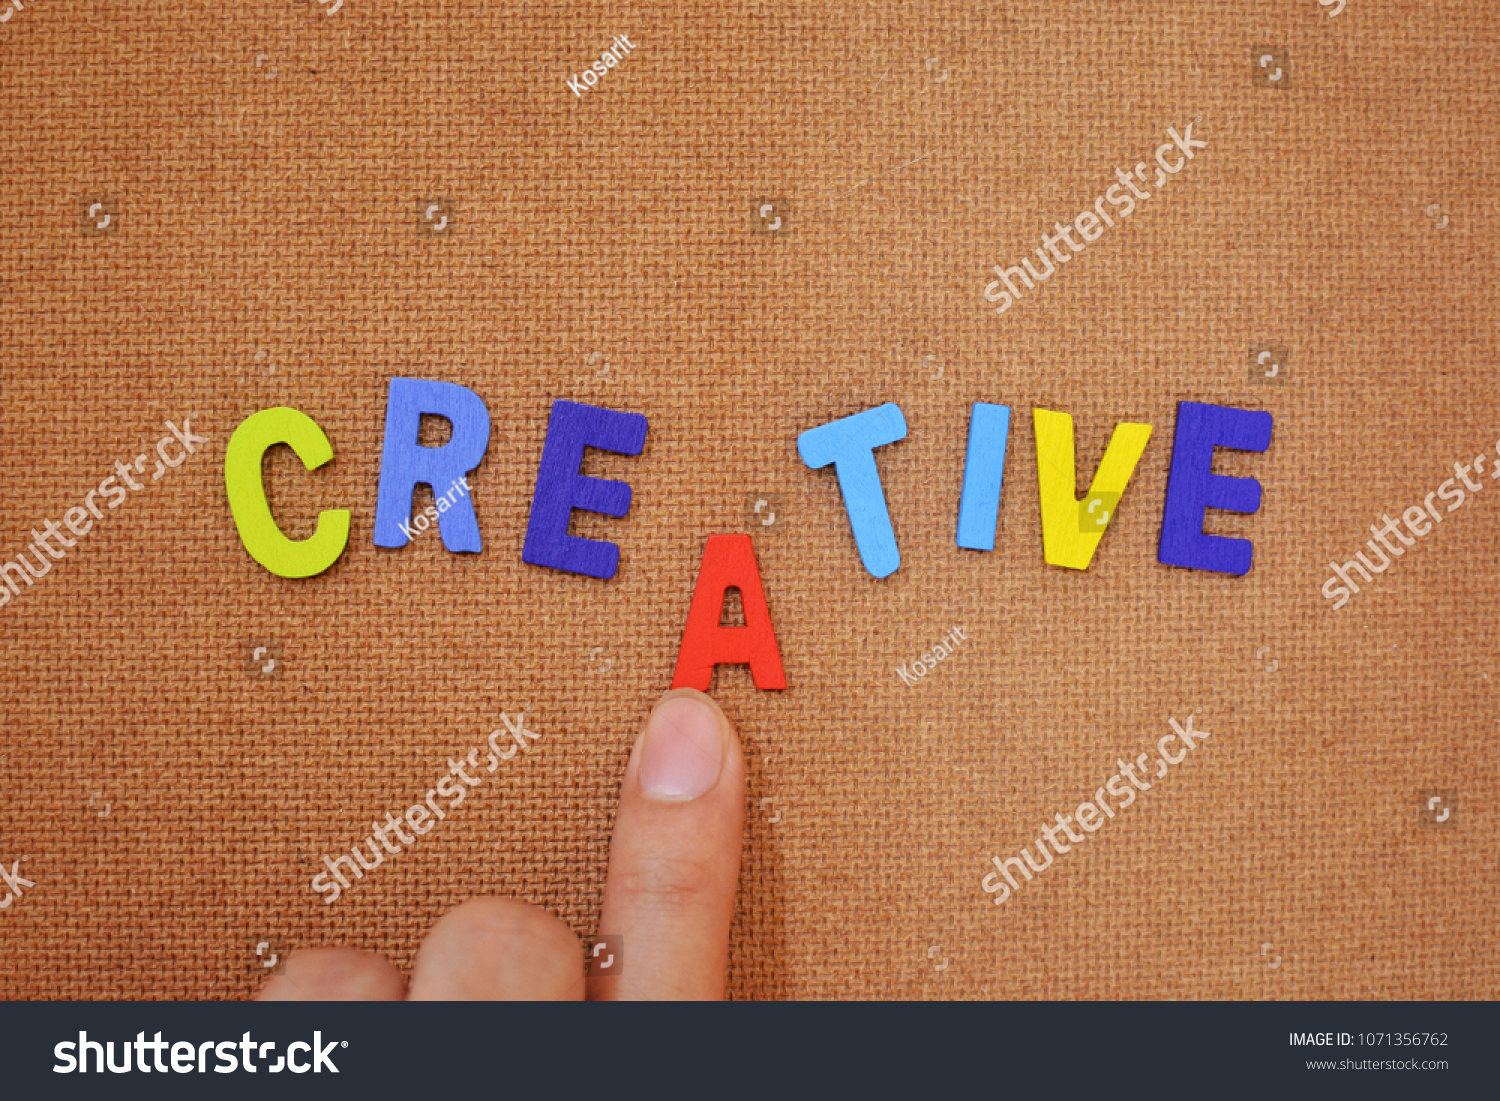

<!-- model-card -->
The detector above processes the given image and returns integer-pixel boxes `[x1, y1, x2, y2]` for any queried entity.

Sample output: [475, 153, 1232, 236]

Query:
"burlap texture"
[0, 0, 1495, 999]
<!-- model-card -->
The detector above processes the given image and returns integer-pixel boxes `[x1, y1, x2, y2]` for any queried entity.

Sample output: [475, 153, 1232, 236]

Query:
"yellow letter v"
[1033, 408, 1152, 570]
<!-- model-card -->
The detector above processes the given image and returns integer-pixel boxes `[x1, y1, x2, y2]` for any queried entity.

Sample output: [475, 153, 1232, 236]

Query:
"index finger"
[593, 689, 745, 1000]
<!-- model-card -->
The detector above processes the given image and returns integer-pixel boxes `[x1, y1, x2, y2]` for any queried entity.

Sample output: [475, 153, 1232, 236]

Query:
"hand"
[258, 688, 744, 1001]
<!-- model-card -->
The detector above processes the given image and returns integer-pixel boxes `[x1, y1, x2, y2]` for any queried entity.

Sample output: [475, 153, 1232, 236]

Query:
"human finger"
[256, 947, 407, 1001]
[406, 896, 584, 1000]
[593, 688, 745, 1000]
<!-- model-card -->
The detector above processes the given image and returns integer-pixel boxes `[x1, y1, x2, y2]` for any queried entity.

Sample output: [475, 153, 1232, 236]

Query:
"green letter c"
[225, 407, 350, 578]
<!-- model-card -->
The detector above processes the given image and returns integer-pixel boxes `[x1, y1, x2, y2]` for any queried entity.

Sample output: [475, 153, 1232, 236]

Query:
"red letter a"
[671, 534, 787, 691]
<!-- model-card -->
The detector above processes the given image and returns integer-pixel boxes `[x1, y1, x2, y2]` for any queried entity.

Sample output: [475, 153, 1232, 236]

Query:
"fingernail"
[637, 693, 725, 802]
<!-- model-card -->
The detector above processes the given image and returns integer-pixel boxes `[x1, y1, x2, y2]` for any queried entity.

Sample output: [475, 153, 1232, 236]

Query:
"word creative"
[223, 381, 1275, 690]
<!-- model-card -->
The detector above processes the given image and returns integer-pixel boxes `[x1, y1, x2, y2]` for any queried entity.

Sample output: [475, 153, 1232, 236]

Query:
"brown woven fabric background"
[1, 0, 1496, 1000]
